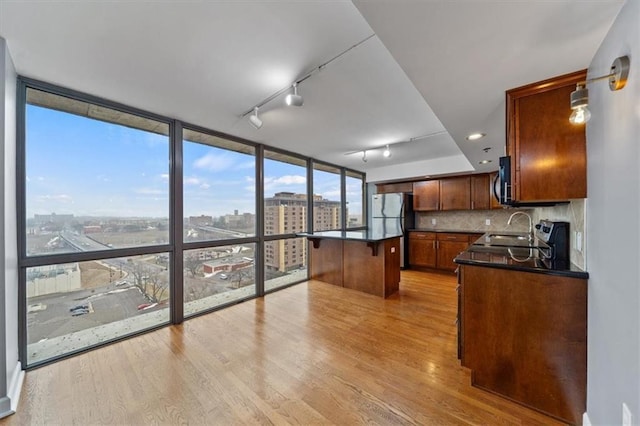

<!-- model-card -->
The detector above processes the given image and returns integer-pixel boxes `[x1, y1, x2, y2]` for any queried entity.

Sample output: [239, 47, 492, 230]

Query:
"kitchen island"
[299, 230, 401, 298]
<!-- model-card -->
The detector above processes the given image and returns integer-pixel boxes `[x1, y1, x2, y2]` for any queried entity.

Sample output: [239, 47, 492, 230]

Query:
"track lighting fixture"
[249, 107, 263, 129]
[362, 150, 368, 163]
[569, 55, 630, 125]
[241, 34, 375, 127]
[383, 145, 391, 158]
[285, 83, 304, 107]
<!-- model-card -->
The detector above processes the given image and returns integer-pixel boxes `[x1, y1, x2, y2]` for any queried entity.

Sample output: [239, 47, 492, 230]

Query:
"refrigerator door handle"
[399, 199, 405, 234]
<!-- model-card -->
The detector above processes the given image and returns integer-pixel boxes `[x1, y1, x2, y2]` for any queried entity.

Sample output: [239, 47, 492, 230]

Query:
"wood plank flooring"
[1, 270, 564, 425]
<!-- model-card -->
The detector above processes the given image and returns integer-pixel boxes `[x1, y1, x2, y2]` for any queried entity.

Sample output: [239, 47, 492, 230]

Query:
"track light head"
[285, 83, 304, 107]
[383, 145, 391, 158]
[249, 107, 263, 129]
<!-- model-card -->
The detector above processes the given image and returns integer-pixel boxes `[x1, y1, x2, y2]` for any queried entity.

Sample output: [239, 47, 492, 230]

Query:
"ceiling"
[0, 0, 624, 182]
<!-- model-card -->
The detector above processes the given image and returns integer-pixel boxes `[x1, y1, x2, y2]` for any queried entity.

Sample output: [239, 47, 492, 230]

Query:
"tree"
[184, 253, 201, 278]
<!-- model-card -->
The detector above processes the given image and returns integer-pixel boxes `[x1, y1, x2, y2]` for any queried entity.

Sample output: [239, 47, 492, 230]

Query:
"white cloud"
[271, 175, 306, 185]
[184, 176, 202, 186]
[193, 152, 234, 172]
[37, 194, 72, 203]
[160, 173, 169, 180]
[200, 183, 211, 190]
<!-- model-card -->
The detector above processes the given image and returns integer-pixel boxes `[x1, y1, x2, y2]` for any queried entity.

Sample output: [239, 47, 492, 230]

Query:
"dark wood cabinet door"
[437, 234, 469, 272]
[408, 233, 436, 268]
[413, 181, 439, 211]
[470, 174, 490, 210]
[376, 182, 413, 194]
[507, 70, 587, 202]
[440, 177, 471, 210]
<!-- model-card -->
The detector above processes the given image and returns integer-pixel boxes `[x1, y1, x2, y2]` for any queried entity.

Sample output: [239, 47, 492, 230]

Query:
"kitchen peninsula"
[300, 230, 401, 298]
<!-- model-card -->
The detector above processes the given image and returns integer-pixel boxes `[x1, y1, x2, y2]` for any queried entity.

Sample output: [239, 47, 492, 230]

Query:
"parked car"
[71, 309, 89, 317]
[69, 304, 89, 312]
[219, 274, 228, 280]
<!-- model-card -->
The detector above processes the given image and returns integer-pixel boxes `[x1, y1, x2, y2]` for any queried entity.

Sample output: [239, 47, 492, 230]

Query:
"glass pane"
[25, 89, 170, 257]
[184, 244, 256, 317]
[264, 150, 307, 236]
[264, 237, 308, 291]
[346, 173, 364, 228]
[183, 129, 256, 243]
[26, 254, 170, 365]
[313, 166, 342, 231]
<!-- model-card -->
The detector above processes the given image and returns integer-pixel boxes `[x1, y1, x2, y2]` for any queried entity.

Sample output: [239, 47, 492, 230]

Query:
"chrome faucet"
[507, 211, 533, 239]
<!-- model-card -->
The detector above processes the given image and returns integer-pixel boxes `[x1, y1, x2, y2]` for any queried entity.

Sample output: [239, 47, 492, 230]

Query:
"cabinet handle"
[432, 241, 436, 249]
[454, 318, 459, 326]
[455, 284, 460, 292]
[471, 201, 474, 209]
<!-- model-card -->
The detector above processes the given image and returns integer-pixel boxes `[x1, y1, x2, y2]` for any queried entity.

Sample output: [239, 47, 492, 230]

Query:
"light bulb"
[569, 106, 591, 125]
[383, 145, 391, 158]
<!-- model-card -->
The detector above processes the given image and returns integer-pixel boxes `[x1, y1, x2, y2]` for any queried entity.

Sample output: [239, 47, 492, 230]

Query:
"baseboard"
[583, 411, 592, 426]
[0, 361, 25, 418]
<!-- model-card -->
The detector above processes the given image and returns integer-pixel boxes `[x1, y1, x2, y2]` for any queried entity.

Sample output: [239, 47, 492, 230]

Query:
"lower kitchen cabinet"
[408, 232, 436, 268]
[436, 234, 470, 272]
[459, 264, 587, 424]
[409, 232, 481, 272]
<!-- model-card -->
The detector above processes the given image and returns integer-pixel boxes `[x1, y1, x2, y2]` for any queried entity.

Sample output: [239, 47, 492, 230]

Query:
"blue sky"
[26, 105, 362, 219]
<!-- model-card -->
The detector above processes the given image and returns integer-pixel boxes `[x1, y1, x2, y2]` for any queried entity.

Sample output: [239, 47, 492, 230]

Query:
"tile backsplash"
[415, 209, 533, 233]
[414, 199, 586, 270]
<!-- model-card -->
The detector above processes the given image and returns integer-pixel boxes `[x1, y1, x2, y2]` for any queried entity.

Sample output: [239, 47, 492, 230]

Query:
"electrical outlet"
[431, 218, 436, 225]
[576, 231, 583, 252]
[623, 402, 632, 426]
[485, 219, 491, 226]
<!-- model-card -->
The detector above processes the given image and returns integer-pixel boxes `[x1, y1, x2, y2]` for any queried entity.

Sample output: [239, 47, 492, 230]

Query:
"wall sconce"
[569, 55, 630, 124]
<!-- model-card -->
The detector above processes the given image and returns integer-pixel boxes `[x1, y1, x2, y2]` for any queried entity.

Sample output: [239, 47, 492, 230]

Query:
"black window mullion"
[171, 120, 184, 324]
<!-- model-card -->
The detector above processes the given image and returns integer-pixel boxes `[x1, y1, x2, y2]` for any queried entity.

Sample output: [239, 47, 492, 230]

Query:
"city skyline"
[26, 104, 362, 219]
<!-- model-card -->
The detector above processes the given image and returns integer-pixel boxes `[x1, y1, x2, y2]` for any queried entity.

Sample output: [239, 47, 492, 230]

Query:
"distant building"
[82, 225, 102, 234]
[263, 192, 343, 272]
[188, 215, 213, 226]
[33, 213, 74, 224]
[222, 210, 254, 229]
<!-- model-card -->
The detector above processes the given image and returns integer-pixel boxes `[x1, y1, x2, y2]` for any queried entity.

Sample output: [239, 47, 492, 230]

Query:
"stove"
[535, 220, 570, 262]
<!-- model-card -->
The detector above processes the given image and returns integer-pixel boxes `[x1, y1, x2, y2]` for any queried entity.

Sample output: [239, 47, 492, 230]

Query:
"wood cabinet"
[507, 70, 587, 202]
[470, 174, 490, 210]
[376, 181, 413, 194]
[459, 264, 587, 424]
[408, 232, 436, 268]
[409, 231, 478, 272]
[440, 177, 471, 210]
[413, 180, 439, 211]
[436, 234, 470, 272]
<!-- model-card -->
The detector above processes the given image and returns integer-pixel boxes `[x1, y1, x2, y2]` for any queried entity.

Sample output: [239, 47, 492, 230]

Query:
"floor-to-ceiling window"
[312, 163, 342, 232]
[18, 78, 366, 367]
[22, 87, 172, 366]
[263, 150, 308, 292]
[345, 170, 365, 229]
[182, 129, 257, 316]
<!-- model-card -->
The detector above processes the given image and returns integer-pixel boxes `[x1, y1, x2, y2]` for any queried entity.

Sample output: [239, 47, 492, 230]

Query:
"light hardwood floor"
[1, 270, 564, 425]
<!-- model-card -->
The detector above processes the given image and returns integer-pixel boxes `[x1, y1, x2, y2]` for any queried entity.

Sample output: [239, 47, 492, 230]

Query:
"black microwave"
[495, 156, 512, 204]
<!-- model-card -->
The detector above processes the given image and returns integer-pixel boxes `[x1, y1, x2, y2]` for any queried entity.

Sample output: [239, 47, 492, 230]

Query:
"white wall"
[586, 0, 640, 424]
[0, 37, 22, 419]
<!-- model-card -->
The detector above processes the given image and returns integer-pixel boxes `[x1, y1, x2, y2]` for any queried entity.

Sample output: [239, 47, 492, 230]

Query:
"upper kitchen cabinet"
[413, 180, 440, 211]
[506, 70, 587, 202]
[441, 177, 471, 210]
[376, 181, 413, 194]
[470, 174, 490, 210]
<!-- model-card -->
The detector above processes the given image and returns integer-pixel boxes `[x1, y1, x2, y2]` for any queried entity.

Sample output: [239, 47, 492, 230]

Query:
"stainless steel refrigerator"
[370, 192, 414, 268]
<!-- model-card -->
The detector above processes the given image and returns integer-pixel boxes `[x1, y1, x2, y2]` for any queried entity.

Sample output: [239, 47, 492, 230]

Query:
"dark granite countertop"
[454, 240, 589, 279]
[408, 228, 486, 234]
[298, 230, 402, 243]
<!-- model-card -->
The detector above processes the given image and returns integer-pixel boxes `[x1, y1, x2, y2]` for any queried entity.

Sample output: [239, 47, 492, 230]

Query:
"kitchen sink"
[487, 234, 531, 241]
